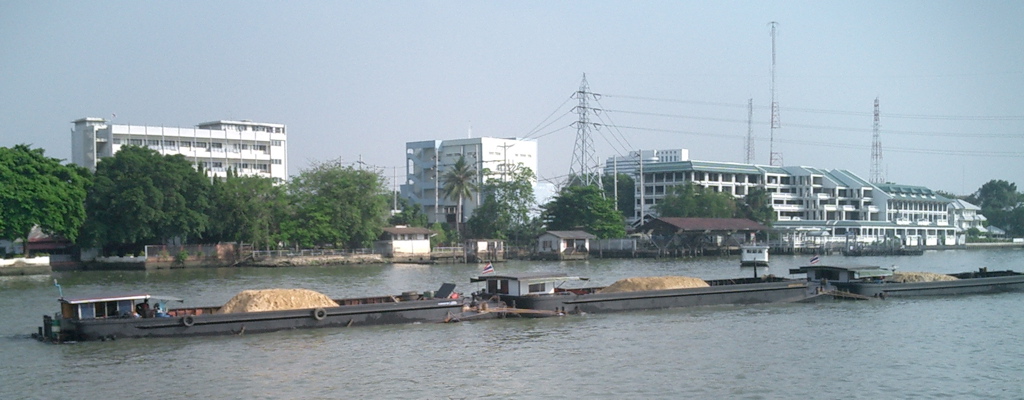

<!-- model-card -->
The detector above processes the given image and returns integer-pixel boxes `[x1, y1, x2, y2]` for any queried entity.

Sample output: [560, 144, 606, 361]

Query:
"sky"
[1, 1, 1022, 196]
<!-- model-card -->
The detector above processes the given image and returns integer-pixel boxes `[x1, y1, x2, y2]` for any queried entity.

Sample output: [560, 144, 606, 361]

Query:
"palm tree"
[441, 155, 477, 239]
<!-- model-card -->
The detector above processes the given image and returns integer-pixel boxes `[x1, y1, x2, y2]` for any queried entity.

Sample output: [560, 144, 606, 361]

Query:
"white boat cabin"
[739, 245, 769, 266]
[471, 273, 587, 296]
[59, 294, 183, 320]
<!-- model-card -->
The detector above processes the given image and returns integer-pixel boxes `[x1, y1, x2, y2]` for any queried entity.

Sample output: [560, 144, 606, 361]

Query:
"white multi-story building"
[401, 137, 539, 224]
[71, 117, 288, 182]
[621, 150, 962, 247]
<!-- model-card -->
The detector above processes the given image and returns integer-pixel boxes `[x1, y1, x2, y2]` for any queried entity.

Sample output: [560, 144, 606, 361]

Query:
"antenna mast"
[569, 74, 601, 187]
[870, 97, 885, 184]
[745, 98, 755, 164]
[769, 21, 783, 166]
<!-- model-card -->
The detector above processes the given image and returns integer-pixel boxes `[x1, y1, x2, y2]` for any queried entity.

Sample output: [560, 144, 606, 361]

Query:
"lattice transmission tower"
[769, 21, 783, 166]
[568, 74, 602, 187]
[870, 97, 885, 184]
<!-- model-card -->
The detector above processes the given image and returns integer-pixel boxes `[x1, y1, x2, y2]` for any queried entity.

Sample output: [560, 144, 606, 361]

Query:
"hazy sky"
[2, 1, 1021, 196]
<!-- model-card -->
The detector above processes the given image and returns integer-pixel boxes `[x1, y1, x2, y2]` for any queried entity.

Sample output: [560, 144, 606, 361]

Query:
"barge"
[36, 284, 465, 342]
[789, 265, 1024, 298]
[470, 273, 813, 316]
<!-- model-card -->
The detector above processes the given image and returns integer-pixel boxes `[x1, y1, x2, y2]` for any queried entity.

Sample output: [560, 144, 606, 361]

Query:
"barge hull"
[843, 274, 1024, 298]
[61, 299, 464, 341]
[491, 281, 810, 316]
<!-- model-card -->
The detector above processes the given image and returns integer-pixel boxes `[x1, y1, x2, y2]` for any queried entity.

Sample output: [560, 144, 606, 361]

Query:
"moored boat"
[789, 265, 1024, 298]
[469, 272, 813, 316]
[35, 284, 465, 342]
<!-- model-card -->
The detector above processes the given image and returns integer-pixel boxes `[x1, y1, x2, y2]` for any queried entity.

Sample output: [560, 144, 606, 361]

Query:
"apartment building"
[400, 137, 539, 224]
[71, 117, 287, 182]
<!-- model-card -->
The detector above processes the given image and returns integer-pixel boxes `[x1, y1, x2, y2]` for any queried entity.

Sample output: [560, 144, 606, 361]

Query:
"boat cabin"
[740, 245, 769, 267]
[789, 265, 893, 283]
[59, 294, 184, 320]
[471, 273, 588, 296]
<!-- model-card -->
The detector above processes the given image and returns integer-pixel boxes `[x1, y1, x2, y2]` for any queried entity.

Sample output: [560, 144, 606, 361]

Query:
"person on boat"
[136, 300, 151, 318]
[153, 305, 170, 318]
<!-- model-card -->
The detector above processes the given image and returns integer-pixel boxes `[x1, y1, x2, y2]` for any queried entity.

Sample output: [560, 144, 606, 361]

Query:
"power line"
[601, 93, 1024, 121]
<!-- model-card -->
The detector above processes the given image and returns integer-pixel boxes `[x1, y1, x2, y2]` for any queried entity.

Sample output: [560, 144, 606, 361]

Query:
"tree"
[655, 183, 736, 219]
[969, 180, 1024, 237]
[602, 173, 635, 219]
[440, 155, 477, 239]
[467, 166, 537, 243]
[542, 185, 625, 239]
[79, 146, 211, 254]
[0, 145, 90, 255]
[283, 159, 389, 248]
[971, 180, 1021, 210]
[207, 170, 288, 250]
[389, 196, 428, 227]
[737, 186, 777, 226]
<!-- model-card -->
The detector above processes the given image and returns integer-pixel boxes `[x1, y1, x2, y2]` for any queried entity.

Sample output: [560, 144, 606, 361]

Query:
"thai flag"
[482, 263, 495, 274]
[810, 256, 820, 265]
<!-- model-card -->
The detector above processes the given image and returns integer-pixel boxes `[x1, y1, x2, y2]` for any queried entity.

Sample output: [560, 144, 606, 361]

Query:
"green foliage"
[466, 167, 537, 244]
[207, 170, 287, 249]
[174, 249, 189, 266]
[969, 179, 1024, 237]
[79, 146, 210, 253]
[429, 222, 454, 247]
[602, 173, 635, 219]
[389, 196, 428, 227]
[0, 145, 90, 255]
[283, 159, 390, 248]
[441, 156, 478, 235]
[737, 186, 777, 226]
[655, 183, 736, 219]
[542, 185, 625, 239]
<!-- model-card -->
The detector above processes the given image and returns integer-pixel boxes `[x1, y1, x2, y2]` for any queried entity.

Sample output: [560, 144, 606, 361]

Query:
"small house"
[537, 230, 597, 260]
[374, 226, 435, 258]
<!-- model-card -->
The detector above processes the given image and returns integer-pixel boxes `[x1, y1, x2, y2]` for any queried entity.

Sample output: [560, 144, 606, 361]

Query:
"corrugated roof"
[650, 217, 767, 231]
[381, 227, 436, 235]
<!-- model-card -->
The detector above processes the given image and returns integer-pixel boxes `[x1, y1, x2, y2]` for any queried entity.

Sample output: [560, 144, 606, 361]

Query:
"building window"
[146, 139, 160, 147]
[112, 138, 122, 144]
[195, 142, 209, 149]
[271, 140, 283, 146]
[271, 159, 282, 165]
[212, 161, 223, 169]
[255, 144, 268, 152]
[211, 142, 223, 149]
[129, 139, 144, 146]
[180, 141, 192, 148]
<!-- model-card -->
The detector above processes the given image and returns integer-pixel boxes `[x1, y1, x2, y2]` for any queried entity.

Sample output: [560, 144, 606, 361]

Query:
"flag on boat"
[810, 256, 820, 265]
[482, 263, 495, 274]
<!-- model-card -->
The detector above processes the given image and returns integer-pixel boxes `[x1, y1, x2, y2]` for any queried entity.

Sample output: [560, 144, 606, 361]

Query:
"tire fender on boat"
[313, 308, 327, 321]
[182, 315, 195, 327]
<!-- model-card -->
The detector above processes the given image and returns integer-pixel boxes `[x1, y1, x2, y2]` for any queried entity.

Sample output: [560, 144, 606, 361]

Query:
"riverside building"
[71, 117, 288, 183]
[608, 150, 965, 248]
[401, 137, 542, 224]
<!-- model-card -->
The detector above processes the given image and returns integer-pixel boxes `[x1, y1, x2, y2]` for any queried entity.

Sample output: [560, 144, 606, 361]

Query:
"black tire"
[313, 308, 327, 321]
[182, 315, 195, 327]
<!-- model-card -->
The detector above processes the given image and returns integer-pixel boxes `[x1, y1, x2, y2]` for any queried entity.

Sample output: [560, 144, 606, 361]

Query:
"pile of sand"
[217, 289, 339, 314]
[598, 276, 709, 294]
[888, 271, 958, 283]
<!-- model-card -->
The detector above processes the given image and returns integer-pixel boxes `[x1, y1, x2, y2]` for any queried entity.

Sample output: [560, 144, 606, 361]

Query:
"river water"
[2, 248, 1023, 399]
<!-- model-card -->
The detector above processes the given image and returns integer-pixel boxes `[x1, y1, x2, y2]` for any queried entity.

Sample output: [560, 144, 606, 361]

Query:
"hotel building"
[608, 150, 964, 248]
[71, 117, 288, 182]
